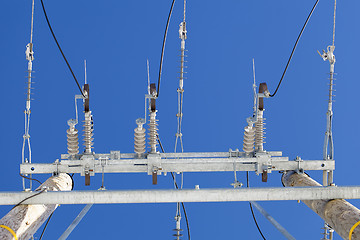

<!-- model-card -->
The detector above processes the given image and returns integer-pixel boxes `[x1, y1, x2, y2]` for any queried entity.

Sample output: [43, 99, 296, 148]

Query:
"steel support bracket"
[255, 154, 272, 175]
[110, 151, 121, 160]
[147, 153, 162, 175]
[81, 154, 95, 177]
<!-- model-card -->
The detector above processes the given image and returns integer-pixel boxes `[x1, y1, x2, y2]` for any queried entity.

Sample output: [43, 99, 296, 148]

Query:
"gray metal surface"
[0, 186, 359, 205]
[21, 152, 334, 175]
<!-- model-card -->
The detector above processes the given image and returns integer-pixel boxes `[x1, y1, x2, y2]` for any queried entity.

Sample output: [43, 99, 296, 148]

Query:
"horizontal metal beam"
[20, 160, 334, 174]
[1, 186, 359, 205]
[61, 151, 284, 160]
[20, 151, 334, 175]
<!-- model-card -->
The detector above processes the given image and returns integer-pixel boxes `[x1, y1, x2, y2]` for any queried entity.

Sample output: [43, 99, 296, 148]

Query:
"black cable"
[39, 0, 85, 98]
[270, 0, 319, 97]
[39, 211, 54, 240]
[158, 136, 191, 240]
[13, 189, 46, 209]
[246, 172, 266, 240]
[19, 173, 42, 185]
[157, 0, 176, 97]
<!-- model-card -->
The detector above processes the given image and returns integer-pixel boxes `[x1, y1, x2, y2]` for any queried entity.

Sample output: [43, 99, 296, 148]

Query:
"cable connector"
[179, 22, 187, 40]
[318, 46, 335, 64]
[25, 43, 34, 61]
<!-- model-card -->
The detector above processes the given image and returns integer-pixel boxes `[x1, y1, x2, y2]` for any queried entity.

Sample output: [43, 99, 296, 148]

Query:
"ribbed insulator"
[134, 126, 146, 157]
[243, 125, 255, 154]
[83, 111, 94, 154]
[148, 111, 158, 153]
[173, 230, 183, 240]
[67, 126, 79, 155]
[255, 111, 266, 152]
[173, 216, 183, 240]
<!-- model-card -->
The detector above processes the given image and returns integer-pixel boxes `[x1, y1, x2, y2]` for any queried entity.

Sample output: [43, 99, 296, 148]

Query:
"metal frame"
[20, 151, 334, 176]
[1, 186, 360, 205]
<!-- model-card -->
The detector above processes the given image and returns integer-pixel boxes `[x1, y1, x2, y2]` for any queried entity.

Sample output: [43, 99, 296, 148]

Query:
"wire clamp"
[25, 43, 34, 61]
[318, 46, 336, 64]
[295, 156, 304, 174]
[179, 22, 187, 40]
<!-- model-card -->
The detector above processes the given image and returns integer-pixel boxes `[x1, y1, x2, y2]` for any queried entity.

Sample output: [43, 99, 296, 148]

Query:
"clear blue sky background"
[0, 0, 360, 239]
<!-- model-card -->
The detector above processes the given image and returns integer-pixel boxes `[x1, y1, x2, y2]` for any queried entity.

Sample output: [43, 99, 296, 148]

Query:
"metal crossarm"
[20, 151, 334, 175]
[0, 186, 359, 205]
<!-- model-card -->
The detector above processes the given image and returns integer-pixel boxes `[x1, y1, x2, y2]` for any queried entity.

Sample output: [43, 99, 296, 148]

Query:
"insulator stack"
[83, 111, 94, 154]
[134, 118, 146, 157]
[148, 111, 158, 153]
[243, 125, 255, 154]
[173, 216, 183, 240]
[67, 119, 79, 155]
[255, 110, 266, 152]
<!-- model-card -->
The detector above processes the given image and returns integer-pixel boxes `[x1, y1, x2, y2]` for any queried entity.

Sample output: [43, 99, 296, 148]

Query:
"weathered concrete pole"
[0, 173, 73, 240]
[282, 171, 360, 240]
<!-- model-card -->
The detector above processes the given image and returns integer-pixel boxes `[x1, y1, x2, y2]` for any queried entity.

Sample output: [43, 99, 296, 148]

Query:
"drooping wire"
[19, 173, 42, 186]
[246, 172, 266, 240]
[39, 211, 54, 240]
[158, 136, 191, 240]
[13, 189, 46, 209]
[157, 0, 176, 97]
[39, 0, 85, 98]
[270, 0, 319, 97]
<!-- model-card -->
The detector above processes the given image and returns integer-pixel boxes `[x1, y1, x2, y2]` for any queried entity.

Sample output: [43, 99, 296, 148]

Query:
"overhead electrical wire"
[22, 0, 36, 192]
[39, 0, 85, 98]
[30, 0, 35, 44]
[157, 0, 176, 97]
[39, 211, 54, 240]
[158, 136, 191, 240]
[19, 173, 42, 186]
[247, 172, 267, 240]
[270, 0, 319, 97]
[332, 0, 336, 46]
[13, 189, 46, 209]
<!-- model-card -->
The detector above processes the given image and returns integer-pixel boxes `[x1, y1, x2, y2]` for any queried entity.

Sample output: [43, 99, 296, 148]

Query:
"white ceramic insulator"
[148, 111, 158, 153]
[83, 111, 94, 154]
[255, 110, 266, 152]
[134, 126, 146, 157]
[67, 126, 79, 155]
[243, 125, 255, 154]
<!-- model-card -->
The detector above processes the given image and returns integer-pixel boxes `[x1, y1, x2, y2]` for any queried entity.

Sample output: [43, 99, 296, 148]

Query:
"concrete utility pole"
[0, 173, 73, 240]
[282, 171, 360, 240]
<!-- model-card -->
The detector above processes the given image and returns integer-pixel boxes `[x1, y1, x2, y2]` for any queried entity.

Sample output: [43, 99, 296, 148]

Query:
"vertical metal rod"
[58, 204, 93, 240]
[250, 201, 296, 240]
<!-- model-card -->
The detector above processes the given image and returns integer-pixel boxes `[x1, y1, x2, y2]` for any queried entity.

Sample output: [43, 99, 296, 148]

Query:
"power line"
[157, 0, 176, 97]
[13, 189, 46, 209]
[158, 136, 191, 240]
[39, 0, 85, 98]
[30, 0, 35, 44]
[39, 211, 54, 240]
[247, 172, 266, 240]
[332, 0, 337, 46]
[19, 173, 42, 186]
[270, 0, 319, 97]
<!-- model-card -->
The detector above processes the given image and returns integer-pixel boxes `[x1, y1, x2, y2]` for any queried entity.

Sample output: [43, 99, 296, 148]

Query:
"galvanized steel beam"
[0, 186, 359, 205]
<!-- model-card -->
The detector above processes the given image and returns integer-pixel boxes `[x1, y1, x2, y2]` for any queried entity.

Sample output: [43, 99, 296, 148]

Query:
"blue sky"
[1, 0, 360, 239]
